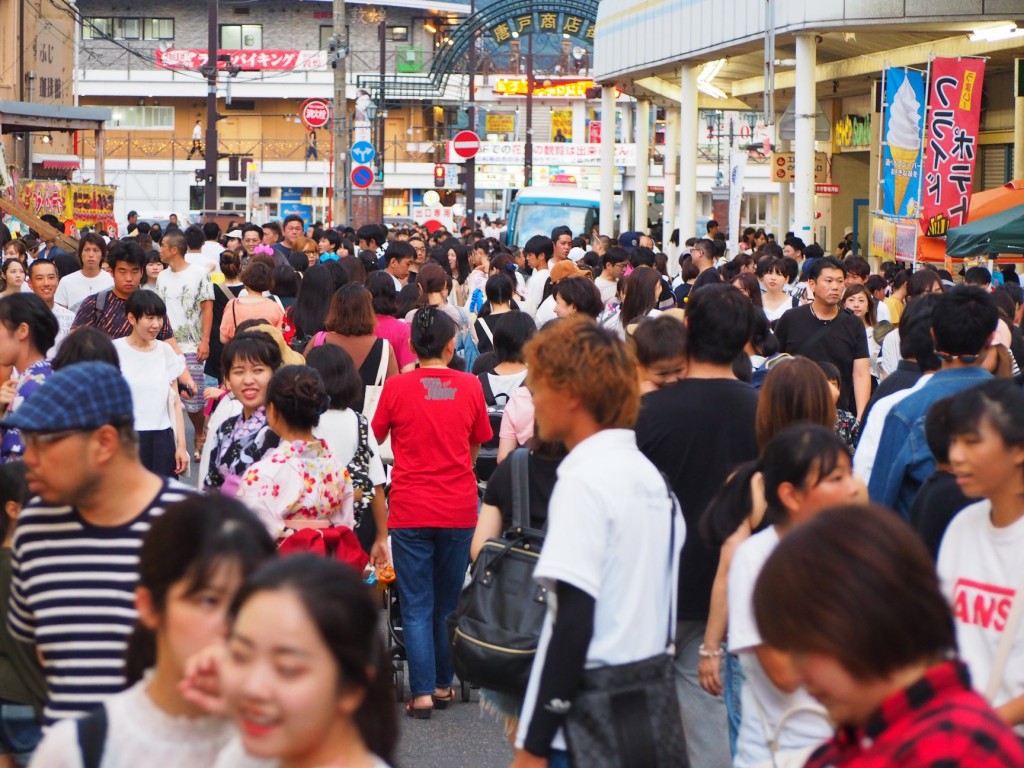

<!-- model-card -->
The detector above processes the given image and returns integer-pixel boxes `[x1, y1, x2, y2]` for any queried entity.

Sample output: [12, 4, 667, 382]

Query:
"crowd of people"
[0, 208, 1021, 767]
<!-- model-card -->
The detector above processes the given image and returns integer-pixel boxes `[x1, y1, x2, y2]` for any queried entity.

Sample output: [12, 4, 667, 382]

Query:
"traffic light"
[376, 161, 384, 183]
[194, 168, 204, 183]
[457, 170, 468, 186]
[433, 164, 445, 188]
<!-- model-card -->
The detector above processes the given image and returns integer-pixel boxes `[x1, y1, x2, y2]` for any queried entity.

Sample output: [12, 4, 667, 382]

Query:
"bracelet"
[698, 644, 725, 658]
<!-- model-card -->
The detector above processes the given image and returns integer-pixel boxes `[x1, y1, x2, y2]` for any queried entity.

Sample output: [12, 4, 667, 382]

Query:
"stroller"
[384, 579, 471, 703]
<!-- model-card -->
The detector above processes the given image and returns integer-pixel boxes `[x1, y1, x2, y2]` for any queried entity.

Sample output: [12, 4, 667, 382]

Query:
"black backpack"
[475, 371, 523, 486]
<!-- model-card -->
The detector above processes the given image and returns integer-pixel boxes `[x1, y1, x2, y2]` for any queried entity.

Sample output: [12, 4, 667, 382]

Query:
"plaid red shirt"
[805, 660, 1024, 767]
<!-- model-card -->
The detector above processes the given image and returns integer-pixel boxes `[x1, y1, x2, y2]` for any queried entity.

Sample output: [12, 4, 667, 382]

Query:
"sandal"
[432, 687, 456, 710]
[405, 700, 432, 719]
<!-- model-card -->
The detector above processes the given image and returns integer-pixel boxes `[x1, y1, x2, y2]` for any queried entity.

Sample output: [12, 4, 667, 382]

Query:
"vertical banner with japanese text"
[551, 109, 573, 142]
[727, 150, 747, 256]
[881, 68, 926, 217]
[920, 57, 986, 237]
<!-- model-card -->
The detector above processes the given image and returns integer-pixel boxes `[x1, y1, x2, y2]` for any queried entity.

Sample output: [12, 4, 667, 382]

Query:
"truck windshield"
[512, 203, 595, 247]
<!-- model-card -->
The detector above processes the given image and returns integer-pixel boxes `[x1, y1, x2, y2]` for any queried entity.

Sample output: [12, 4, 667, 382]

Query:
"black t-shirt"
[909, 470, 977, 561]
[691, 268, 722, 292]
[635, 378, 760, 621]
[482, 453, 561, 531]
[774, 304, 868, 413]
[475, 314, 502, 354]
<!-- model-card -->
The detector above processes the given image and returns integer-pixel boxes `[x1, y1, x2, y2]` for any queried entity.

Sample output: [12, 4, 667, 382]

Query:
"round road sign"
[451, 130, 481, 159]
[351, 165, 375, 189]
[301, 98, 332, 130]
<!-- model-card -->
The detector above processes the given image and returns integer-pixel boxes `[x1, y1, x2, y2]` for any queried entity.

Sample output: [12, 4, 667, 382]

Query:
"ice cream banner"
[920, 57, 986, 238]
[881, 68, 926, 218]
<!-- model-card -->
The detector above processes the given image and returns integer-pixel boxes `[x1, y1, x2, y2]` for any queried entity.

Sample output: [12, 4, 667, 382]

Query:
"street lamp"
[703, 110, 723, 187]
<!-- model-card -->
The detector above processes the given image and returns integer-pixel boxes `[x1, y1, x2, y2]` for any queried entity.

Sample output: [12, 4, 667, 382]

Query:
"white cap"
[226, 229, 243, 239]
[568, 246, 586, 262]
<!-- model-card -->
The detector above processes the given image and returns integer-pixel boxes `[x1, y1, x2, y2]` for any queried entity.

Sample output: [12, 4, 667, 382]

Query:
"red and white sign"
[920, 57, 986, 238]
[301, 99, 332, 130]
[815, 183, 840, 195]
[451, 131, 481, 160]
[156, 49, 328, 71]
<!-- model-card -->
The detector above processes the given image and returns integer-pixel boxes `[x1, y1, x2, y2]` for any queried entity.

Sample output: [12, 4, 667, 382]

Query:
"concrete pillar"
[634, 100, 650, 232]
[663, 109, 678, 267]
[600, 85, 617, 236]
[793, 33, 817, 244]
[679, 64, 699, 247]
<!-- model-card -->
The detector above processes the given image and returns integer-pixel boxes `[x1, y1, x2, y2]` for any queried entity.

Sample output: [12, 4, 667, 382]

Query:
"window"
[105, 106, 175, 131]
[320, 25, 333, 51]
[389, 26, 409, 42]
[83, 17, 173, 40]
[742, 194, 769, 227]
[220, 24, 262, 50]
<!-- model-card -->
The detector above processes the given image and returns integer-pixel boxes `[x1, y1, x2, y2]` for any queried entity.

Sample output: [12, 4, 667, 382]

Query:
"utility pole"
[331, 0, 349, 226]
[465, 0, 477, 228]
[203, 0, 219, 219]
[524, 33, 533, 187]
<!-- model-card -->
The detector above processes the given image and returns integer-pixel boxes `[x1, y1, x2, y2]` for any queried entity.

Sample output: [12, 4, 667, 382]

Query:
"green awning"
[945, 203, 1024, 257]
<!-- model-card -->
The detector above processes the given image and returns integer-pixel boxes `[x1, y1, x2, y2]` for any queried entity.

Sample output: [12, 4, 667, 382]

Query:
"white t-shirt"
[484, 369, 527, 402]
[313, 408, 387, 487]
[594, 275, 618, 305]
[156, 264, 215, 354]
[516, 429, 684, 751]
[186, 251, 220, 274]
[876, 301, 892, 324]
[879, 328, 901, 378]
[525, 268, 549, 315]
[30, 675, 234, 768]
[201, 241, 225, 260]
[728, 527, 832, 767]
[49, 303, 75, 358]
[762, 296, 792, 324]
[54, 269, 114, 312]
[113, 338, 185, 431]
[938, 500, 1024, 713]
[534, 295, 558, 329]
[852, 373, 933, 483]
[212, 738, 392, 768]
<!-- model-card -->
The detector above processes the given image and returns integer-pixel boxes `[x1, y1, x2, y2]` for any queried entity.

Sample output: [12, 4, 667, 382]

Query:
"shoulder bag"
[747, 691, 830, 768]
[360, 340, 393, 463]
[449, 448, 545, 696]
[562, 477, 687, 768]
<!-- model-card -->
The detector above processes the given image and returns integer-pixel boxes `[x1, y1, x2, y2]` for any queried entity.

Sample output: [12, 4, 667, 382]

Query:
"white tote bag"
[361, 341, 393, 464]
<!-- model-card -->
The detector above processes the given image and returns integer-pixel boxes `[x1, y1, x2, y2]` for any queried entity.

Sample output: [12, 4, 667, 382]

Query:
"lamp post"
[703, 110, 723, 187]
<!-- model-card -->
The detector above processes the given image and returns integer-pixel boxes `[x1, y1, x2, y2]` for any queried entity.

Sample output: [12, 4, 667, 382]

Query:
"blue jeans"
[723, 652, 745, 758]
[549, 749, 570, 768]
[0, 701, 42, 767]
[390, 527, 473, 697]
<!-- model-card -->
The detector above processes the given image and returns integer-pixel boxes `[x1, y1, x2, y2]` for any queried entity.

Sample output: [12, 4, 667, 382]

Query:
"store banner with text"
[920, 57, 985, 238]
[551, 110, 573, 141]
[881, 67, 926, 217]
[727, 150, 747, 257]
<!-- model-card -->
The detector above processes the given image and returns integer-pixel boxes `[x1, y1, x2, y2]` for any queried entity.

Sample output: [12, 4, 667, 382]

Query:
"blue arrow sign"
[351, 165, 375, 189]
[351, 141, 376, 165]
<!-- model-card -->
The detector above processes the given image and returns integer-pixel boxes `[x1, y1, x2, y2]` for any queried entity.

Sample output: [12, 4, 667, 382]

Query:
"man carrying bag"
[511, 317, 686, 768]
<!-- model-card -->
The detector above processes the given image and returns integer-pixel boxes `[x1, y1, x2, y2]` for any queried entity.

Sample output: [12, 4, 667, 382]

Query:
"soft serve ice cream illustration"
[887, 77, 922, 215]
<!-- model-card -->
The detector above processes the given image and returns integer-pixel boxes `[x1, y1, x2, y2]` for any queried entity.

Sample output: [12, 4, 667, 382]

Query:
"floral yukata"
[1, 359, 52, 461]
[237, 438, 355, 542]
[204, 406, 280, 494]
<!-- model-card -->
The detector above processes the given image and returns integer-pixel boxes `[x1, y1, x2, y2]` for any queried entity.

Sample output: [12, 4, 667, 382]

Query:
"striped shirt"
[7, 480, 192, 723]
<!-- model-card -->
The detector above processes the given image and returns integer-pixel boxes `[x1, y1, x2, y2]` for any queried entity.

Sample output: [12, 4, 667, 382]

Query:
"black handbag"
[448, 448, 546, 695]
[563, 478, 686, 768]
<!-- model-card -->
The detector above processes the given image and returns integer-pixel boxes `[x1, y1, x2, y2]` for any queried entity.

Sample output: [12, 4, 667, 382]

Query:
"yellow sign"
[493, 78, 595, 98]
[960, 70, 977, 111]
[551, 109, 573, 141]
[485, 113, 515, 134]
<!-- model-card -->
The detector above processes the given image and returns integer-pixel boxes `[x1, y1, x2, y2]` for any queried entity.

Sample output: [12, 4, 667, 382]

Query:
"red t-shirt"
[372, 367, 492, 528]
[374, 315, 417, 371]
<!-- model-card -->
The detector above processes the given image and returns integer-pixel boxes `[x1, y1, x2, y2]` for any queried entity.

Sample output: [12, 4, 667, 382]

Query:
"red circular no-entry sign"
[451, 130, 481, 159]
[301, 98, 332, 130]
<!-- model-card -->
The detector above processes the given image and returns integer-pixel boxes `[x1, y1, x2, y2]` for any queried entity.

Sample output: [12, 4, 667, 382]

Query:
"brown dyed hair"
[755, 356, 836, 450]
[325, 283, 376, 336]
[241, 261, 274, 293]
[841, 283, 876, 327]
[524, 316, 639, 430]
[754, 503, 955, 683]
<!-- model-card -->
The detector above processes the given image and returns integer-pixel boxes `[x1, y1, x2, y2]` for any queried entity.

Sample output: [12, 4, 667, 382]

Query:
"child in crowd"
[818, 361, 861, 451]
[631, 314, 687, 395]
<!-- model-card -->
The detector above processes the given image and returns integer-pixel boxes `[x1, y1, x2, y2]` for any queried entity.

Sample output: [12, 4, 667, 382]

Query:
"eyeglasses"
[303, 249, 318, 255]
[24, 429, 91, 451]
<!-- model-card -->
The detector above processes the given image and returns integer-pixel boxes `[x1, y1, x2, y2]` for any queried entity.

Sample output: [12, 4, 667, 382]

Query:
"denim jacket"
[867, 367, 992, 517]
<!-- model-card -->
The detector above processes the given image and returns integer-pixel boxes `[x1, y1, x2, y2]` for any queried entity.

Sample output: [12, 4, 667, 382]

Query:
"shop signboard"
[881, 67, 927, 218]
[156, 49, 328, 71]
[469, 141, 635, 167]
[485, 114, 515, 134]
